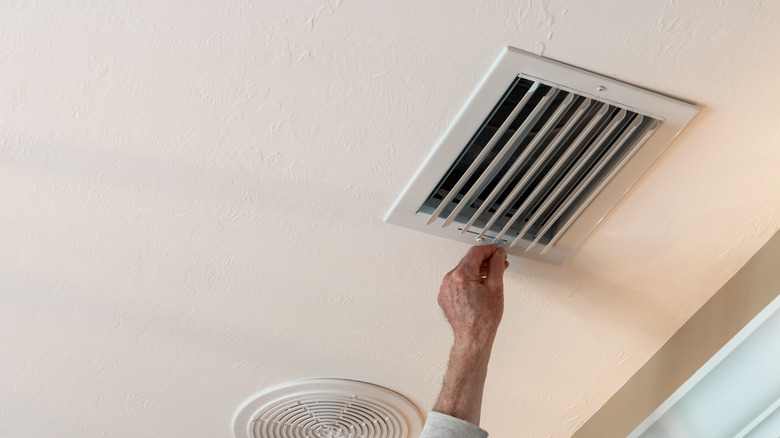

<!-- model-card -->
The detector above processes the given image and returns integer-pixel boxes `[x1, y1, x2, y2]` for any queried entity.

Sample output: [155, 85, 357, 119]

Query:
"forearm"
[430, 244, 507, 431]
[432, 339, 494, 426]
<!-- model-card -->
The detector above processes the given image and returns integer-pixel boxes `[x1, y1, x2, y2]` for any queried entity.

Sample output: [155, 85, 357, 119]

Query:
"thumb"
[485, 247, 507, 288]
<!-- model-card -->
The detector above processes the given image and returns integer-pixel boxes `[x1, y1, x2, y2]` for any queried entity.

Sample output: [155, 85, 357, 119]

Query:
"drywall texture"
[0, 1, 778, 437]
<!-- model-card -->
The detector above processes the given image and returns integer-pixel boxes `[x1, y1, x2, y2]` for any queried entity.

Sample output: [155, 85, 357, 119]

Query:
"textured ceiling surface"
[1, 1, 779, 437]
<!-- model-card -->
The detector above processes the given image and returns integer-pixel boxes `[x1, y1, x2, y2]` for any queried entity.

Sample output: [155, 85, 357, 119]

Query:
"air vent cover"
[385, 47, 699, 264]
[233, 379, 424, 438]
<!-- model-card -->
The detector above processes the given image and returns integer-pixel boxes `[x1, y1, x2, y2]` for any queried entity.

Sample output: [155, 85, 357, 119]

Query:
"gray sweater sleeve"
[419, 412, 488, 438]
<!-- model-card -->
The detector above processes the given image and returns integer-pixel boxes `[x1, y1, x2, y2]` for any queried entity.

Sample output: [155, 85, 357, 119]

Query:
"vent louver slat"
[513, 105, 616, 247]
[482, 93, 586, 243]
[472, 92, 576, 238]
[425, 79, 542, 225]
[495, 100, 603, 244]
[460, 97, 593, 237]
[511, 106, 632, 250]
[536, 117, 660, 253]
[432, 82, 557, 227]
[385, 47, 699, 264]
[420, 76, 663, 251]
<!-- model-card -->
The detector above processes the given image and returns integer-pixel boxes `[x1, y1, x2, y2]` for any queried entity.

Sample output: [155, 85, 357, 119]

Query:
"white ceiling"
[1, 1, 779, 437]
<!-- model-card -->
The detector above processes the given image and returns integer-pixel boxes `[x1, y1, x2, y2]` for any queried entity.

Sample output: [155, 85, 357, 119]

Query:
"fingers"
[485, 247, 507, 289]
[480, 259, 508, 278]
[479, 260, 489, 278]
[457, 244, 499, 278]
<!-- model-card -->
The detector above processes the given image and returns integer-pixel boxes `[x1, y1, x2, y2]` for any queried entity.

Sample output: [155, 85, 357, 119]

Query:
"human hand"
[437, 244, 508, 348]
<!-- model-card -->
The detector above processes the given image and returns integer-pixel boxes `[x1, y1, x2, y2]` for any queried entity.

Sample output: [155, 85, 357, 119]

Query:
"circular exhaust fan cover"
[233, 379, 424, 438]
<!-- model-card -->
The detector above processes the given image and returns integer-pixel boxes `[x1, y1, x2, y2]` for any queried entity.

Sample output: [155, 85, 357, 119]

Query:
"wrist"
[451, 335, 495, 360]
[434, 335, 495, 426]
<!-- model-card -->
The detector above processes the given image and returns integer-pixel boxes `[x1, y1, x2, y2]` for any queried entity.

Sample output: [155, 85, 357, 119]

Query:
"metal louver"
[385, 47, 699, 264]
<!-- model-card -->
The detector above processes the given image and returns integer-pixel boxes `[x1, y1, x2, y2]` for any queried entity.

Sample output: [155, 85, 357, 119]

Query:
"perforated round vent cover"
[233, 379, 424, 438]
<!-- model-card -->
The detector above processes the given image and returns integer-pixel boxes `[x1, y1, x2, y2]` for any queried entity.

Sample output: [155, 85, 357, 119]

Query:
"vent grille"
[384, 47, 699, 264]
[233, 379, 424, 438]
[420, 76, 660, 253]
[252, 394, 403, 438]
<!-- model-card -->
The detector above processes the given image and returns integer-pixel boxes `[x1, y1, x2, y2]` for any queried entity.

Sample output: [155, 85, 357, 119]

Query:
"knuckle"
[449, 269, 468, 283]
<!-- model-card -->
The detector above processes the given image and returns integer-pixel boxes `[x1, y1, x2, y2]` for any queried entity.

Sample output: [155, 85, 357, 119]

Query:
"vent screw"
[596, 85, 606, 92]
[475, 236, 486, 243]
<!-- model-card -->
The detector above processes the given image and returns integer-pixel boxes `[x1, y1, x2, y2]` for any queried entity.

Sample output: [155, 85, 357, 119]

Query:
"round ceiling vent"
[233, 379, 424, 438]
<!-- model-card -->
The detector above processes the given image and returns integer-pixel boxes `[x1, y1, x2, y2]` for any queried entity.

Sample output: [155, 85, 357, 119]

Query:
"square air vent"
[384, 47, 699, 264]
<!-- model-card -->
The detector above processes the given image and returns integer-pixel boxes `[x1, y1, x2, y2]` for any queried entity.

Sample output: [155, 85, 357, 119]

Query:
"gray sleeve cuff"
[419, 411, 489, 438]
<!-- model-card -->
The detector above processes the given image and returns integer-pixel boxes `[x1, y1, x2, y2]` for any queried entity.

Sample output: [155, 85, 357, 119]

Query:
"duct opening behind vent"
[418, 76, 660, 253]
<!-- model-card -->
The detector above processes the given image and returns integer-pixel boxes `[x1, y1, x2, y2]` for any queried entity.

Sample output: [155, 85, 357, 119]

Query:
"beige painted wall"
[575, 229, 780, 437]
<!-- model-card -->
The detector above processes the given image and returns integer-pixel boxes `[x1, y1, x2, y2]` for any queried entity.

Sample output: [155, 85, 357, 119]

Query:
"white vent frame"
[384, 47, 699, 264]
